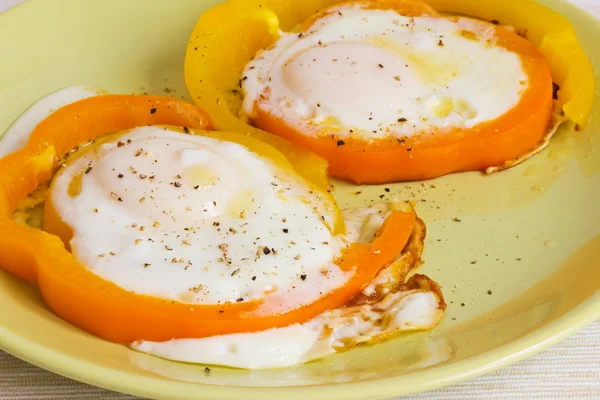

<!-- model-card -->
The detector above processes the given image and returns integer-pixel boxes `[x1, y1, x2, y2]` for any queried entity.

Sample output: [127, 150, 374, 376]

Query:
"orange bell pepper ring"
[0, 94, 416, 342]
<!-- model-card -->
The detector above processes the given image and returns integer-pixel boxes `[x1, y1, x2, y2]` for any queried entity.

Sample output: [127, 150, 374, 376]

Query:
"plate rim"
[2, 295, 599, 399]
[0, 0, 599, 399]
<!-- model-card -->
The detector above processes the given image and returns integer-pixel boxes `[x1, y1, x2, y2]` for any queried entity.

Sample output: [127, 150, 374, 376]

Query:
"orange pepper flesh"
[250, 3, 553, 183]
[0, 95, 416, 342]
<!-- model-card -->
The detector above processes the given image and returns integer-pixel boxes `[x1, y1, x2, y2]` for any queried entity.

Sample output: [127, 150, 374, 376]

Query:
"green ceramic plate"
[0, 1, 598, 399]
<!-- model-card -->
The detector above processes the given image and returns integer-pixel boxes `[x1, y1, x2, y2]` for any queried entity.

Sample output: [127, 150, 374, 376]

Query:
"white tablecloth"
[1, 0, 599, 399]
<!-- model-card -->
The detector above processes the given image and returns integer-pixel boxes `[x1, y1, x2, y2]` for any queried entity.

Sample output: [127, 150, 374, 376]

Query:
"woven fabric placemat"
[1, 0, 599, 399]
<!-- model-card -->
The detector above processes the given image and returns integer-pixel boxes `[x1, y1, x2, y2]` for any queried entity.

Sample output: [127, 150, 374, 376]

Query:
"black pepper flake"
[143, 263, 151, 268]
[298, 32, 304, 38]
[150, 108, 157, 114]
[406, 146, 413, 151]
[283, 228, 289, 233]
[438, 39, 444, 46]
[183, 126, 190, 133]
[552, 82, 560, 100]
[516, 27, 528, 39]
[384, 188, 390, 192]
[251, 275, 257, 281]
[236, 297, 244, 302]
[85, 166, 93, 174]
[471, 260, 477, 264]
[110, 192, 123, 202]
[487, 290, 493, 295]
[204, 367, 211, 375]
[398, 117, 407, 122]
[378, 63, 384, 68]
[194, 185, 200, 190]
[118, 173, 124, 178]
[337, 140, 345, 146]
[262, 246, 271, 255]
[117, 141, 125, 147]
[453, 217, 462, 222]
[300, 274, 307, 281]
[491, 19, 499, 25]
[173, 181, 182, 188]
[460, 302, 466, 307]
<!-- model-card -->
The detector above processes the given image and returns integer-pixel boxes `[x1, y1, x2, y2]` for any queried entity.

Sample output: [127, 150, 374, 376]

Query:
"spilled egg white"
[131, 284, 442, 369]
[241, 4, 528, 140]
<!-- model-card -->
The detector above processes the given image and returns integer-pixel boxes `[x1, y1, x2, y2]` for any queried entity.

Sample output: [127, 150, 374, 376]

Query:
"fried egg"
[241, 3, 528, 140]
[2, 87, 444, 369]
[39, 124, 443, 368]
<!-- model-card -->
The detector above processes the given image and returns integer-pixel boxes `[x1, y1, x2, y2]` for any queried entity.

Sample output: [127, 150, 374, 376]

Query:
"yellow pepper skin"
[185, 0, 594, 133]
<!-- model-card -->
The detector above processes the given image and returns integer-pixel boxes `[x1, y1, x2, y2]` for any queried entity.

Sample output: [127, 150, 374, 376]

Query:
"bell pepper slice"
[186, 0, 592, 127]
[0, 94, 413, 342]
[185, 0, 594, 182]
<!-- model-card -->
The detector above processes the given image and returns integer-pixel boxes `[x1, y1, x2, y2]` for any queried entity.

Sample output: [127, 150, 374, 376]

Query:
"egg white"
[242, 4, 528, 140]
[48, 126, 351, 311]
